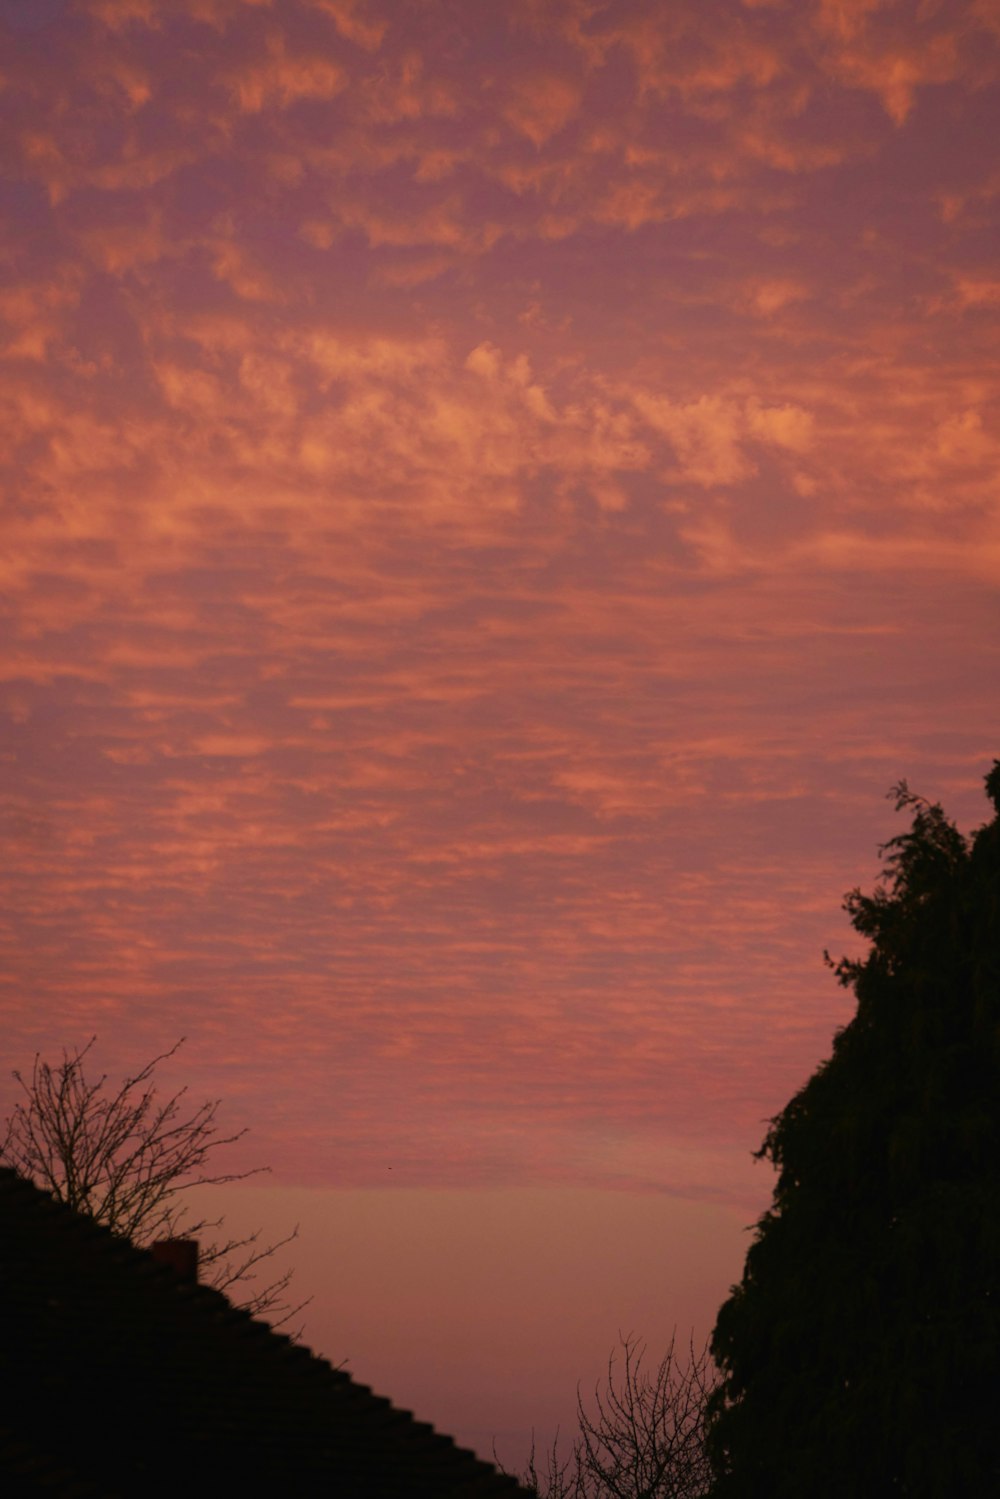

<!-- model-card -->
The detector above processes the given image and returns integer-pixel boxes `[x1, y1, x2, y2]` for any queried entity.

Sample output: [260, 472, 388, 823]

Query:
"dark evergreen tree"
[706, 764, 1000, 1497]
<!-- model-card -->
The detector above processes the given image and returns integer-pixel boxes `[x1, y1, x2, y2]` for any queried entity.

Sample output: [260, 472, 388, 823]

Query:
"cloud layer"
[2, 0, 998, 1204]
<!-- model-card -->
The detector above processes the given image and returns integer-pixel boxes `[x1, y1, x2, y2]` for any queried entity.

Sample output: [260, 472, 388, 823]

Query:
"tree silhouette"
[706, 764, 1000, 1497]
[502, 1333, 717, 1498]
[2, 1037, 308, 1329]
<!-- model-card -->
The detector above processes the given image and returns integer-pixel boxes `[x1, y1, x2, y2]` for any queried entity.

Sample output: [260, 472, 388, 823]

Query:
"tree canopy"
[706, 764, 1000, 1497]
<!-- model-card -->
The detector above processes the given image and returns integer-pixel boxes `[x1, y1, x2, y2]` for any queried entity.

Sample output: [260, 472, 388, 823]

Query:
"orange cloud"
[746, 398, 815, 451]
[742, 278, 812, 315]
[630, 390, 815, 487]
[359, 49, 458, 123]
[223, 34, 345, 112]
[210, 237, 287, 302]
[311, 0, 387, 52]
[810, 0, 986, 123]
[334, 195, 505, 254]
[0, 271, 82, 361]
[78, 212, 171, 276]
[503, 74, 582, 146]
[833, 34, 958, 124]
[83, 0, 161, 31]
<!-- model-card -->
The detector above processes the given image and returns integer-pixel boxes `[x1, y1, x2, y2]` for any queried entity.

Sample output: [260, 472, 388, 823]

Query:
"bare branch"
[1, 1038, 303, 1328]
[494, 1431, 585, 1499]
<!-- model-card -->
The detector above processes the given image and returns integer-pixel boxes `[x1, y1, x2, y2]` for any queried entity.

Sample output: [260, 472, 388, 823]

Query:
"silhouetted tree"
[503, 1333, 717, 1498]
[707, 764, 1000, 1497]
[1, 1037, 308, 1329]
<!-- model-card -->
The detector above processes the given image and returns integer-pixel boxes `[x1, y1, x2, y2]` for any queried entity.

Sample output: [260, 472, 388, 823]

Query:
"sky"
[2, 0, 998, 1470]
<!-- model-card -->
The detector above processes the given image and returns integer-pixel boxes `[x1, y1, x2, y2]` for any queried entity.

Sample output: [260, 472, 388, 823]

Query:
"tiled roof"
[0, 1167, 530, 1498]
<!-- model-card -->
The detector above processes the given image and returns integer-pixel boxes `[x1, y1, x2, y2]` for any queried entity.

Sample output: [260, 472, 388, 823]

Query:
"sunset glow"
[2, 0, 998, 1465]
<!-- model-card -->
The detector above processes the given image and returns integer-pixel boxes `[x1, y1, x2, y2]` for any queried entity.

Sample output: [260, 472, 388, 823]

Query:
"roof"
[0, 1167, 530, 1498]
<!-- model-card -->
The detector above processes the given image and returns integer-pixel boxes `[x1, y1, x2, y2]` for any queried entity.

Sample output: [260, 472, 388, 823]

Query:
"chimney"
[149, 1238, 199, 1282]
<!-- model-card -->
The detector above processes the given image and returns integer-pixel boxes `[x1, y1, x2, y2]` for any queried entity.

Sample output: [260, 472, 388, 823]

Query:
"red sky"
[2, 0, 998, 1468]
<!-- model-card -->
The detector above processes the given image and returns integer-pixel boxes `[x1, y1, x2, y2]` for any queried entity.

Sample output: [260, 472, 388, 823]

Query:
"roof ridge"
[0, 1166, 530, 1496]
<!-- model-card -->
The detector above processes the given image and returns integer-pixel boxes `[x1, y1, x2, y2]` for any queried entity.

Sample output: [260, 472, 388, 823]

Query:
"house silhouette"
[0, 1167, 530, 1497]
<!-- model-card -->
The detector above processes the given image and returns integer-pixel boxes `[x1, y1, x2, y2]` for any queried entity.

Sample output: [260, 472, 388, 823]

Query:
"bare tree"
[575, 1333, 717, 1499]
[1, 1037, 308, 1330]
[501, 1333, 717, 1499]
